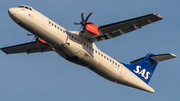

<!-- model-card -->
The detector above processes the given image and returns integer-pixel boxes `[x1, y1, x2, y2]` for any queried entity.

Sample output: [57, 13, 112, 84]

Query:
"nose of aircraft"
[8, 8, 16, 16]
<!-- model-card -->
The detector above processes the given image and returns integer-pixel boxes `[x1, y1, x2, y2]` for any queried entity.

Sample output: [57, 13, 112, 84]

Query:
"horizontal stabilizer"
[149, 53, 177, 62]
[130, 53, 176, 64]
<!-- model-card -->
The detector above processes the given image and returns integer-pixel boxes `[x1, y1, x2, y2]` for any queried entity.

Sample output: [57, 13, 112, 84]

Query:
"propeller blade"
[26, 33, 33, 36]
[81, 11, 84, 21]
[85, 11, 93, 22]
[78, 26, 83, 32]
[73, 22, 81, 25]
[75, 26, 83, 34]
[32, 36, 37, 41]
[86, 22, 93, 24]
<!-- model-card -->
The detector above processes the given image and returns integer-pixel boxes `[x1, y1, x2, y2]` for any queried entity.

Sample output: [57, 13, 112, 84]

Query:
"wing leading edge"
[89, 13, 163, 42]
[1, 41, 53, 54]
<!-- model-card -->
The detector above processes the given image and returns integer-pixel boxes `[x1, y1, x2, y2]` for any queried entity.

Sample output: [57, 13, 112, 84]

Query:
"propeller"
[73, 11, 94, 30]
[26, 33, 33, 36]
[26, 33, 38, 41]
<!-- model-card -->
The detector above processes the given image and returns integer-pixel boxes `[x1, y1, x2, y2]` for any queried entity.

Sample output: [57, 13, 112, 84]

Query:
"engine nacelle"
[85, 23, 99, 35]
[79, 23, 99, 39]
[38, 38, 50, 46]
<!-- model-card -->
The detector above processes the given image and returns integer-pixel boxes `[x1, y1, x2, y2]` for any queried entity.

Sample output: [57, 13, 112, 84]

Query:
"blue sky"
[0, 0, 179, 101]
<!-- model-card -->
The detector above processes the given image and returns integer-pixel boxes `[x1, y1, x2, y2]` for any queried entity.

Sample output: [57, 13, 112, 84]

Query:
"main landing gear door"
[75, 50, 85, 59]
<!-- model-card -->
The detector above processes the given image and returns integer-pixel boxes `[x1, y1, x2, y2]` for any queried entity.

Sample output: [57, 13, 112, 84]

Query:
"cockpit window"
[25, 6, 29, 9]
[18, 6, 25, 8]
[29, 7, 32, 11]
[18, 5, 32, 11]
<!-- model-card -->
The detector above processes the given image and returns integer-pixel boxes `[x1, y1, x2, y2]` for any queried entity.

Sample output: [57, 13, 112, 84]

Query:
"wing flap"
[1, 41, 53, 54]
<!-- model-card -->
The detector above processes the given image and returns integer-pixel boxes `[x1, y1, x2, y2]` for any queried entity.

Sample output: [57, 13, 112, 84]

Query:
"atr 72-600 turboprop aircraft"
[1, 5, 177, 93]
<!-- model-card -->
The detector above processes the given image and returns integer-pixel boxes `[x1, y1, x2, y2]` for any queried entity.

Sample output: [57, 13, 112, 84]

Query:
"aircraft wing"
[1, 41, 53, 54]
[89, 13, 163, 42]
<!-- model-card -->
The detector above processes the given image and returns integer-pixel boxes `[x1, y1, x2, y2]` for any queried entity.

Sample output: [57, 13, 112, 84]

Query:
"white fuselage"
[8, 6, 154, 93]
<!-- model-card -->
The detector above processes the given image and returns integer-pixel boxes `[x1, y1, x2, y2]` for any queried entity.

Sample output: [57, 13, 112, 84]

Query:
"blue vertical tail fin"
[122, 53, 176, 84]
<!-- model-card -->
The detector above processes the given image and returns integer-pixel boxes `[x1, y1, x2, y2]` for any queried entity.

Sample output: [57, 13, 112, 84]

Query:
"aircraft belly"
[54, 43, 93, 67]
[56, 39, 121, 82]
[88, 64, 118, 82]
[56, 47, 114, 81]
